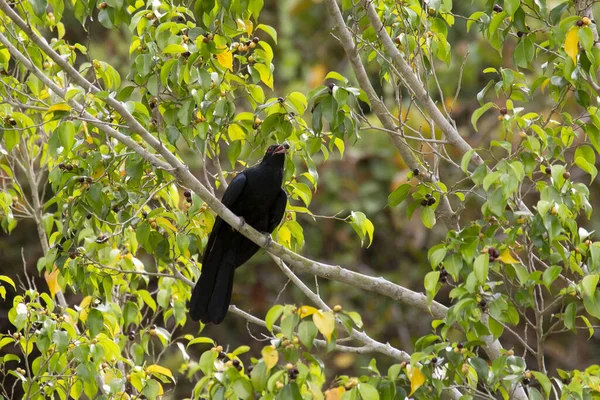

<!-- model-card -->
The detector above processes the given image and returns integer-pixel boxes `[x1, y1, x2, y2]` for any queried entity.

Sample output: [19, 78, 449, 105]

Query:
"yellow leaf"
[540, 78, 550, 94]
[261, 345, 278, 371]
[92, 164, 105, 179]
[325, 386, 346, 400]
[44, 268, 60, 299]
[228, 124, 246, 141]
[146, 364, 175, 382]
[277, 224, 291, 248]
[565, 27, 579, 64]
[217, 50, 233, 71]
[497, 249, 519, 264]
[298, 305, 318, 319]
[79, 295, 93, 322]
[156, 216, 177, 233]
[409, 366, 426, 395]
[313, 310, 335, 341]
[46, 104, 71, 113]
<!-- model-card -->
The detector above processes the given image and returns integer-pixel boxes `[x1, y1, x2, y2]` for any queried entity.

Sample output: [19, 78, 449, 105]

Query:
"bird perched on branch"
[189, 143, 289, 324]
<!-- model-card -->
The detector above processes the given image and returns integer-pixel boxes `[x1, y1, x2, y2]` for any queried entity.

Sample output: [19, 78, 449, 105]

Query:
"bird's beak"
[273, 143, 289, 154]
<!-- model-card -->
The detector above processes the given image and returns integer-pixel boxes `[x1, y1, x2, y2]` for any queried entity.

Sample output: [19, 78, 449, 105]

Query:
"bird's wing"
[267, 189, 288, 232]
[203, 172, 247, 256]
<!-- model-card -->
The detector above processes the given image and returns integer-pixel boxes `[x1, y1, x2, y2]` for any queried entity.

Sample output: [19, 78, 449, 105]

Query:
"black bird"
[189, 143, 289, 324]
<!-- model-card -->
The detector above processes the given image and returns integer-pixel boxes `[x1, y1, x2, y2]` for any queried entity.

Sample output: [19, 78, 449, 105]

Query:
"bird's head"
[261, 143, 289, 166]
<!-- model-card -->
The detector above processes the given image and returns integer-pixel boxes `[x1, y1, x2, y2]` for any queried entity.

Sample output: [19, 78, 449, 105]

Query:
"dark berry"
[499, 107, 508, 115]
[112, 205, 120, 212]
[186, 197, 193, 203]
[182, 51, 190, 58]
[545, 166, 552, 174]
[457, 342, 463, 349]
[86, 177, 93, 184]
[440, 275, 448, 283]
[523, 378, 530, 385]
[425, 193, 431, 198]
[277, 97, 284, 103]
[479, 299, 487, 308]
[427, 197, 436, 206]
[431, 357, 438, 364]
[413, 168, 420, 176]
[69, 252, 77, 259]
[517, 31, 524, 38]
[493, 4, 503, 12]
[78, 177, 85, 183]
[59, 163, 66, 170]
[421, 199, 428, 206]
[232, 359, 240, 366]
[184, 189, 192, 198]
[142, 211, 148, 218]
[128, 331, 136, 341]
[218, 351, 227, 360]
[66, 165, 73, 171]
[86, 214, 92, 220]
[235, 364, 242, 371]
[576, 20, 584, 27]
[563, 171, 570, 179]
[252, 37, 259, 43]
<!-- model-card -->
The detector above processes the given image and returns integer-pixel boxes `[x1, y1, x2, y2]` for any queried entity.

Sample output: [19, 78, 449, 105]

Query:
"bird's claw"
[261, 232, 273, 248]
[237, 217, 246, 231]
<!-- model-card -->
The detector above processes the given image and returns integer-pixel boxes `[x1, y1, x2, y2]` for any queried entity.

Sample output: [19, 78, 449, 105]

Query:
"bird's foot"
[261, 232, 273, 249]
[236, 216, 246, 231]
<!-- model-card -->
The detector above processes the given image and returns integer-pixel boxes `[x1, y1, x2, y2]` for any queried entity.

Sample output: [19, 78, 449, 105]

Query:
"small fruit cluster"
[576, 17, 592, 27]
[286, 363, 299, 381]
[232, 37, 260, 53]
[439, 266, 449, 284]
[484, 246, 500, 263]
[420, 193, 436, 207]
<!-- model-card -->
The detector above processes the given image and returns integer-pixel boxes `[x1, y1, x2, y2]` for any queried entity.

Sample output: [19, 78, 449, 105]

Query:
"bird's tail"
[189, 236, 237, 324]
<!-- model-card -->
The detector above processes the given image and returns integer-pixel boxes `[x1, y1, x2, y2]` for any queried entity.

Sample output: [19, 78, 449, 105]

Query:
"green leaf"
[579, 26, 594, 51]
[357, 383, 380, 400]
[469, 357, 489, 383]
[256, 24, 277, 43]
[232, 377, 253, 399]
[87, 309, 104, 338]
[29, 0, 48, 17]
[421, 206, 436, 228]
[265, 305, 283, 331]
[388, 184, 411, 207]
[162, 44, 188, 54]
[199, 350, 217, 376]
[324, 71, 348, 84]
[542, 266, 561, 291]
[187, 337, 215, 347]
[564, 302, 576, 331]
[58, 121, 76, 155]
[471, 103, 494, 132]
[531, 371, 552, 399]
[474, 254, 489, 284]
[582, 274, 599, 300]
[298, 321, 318, 349]
[0, 275, 16, 290]
[424, 271, 440, 302]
